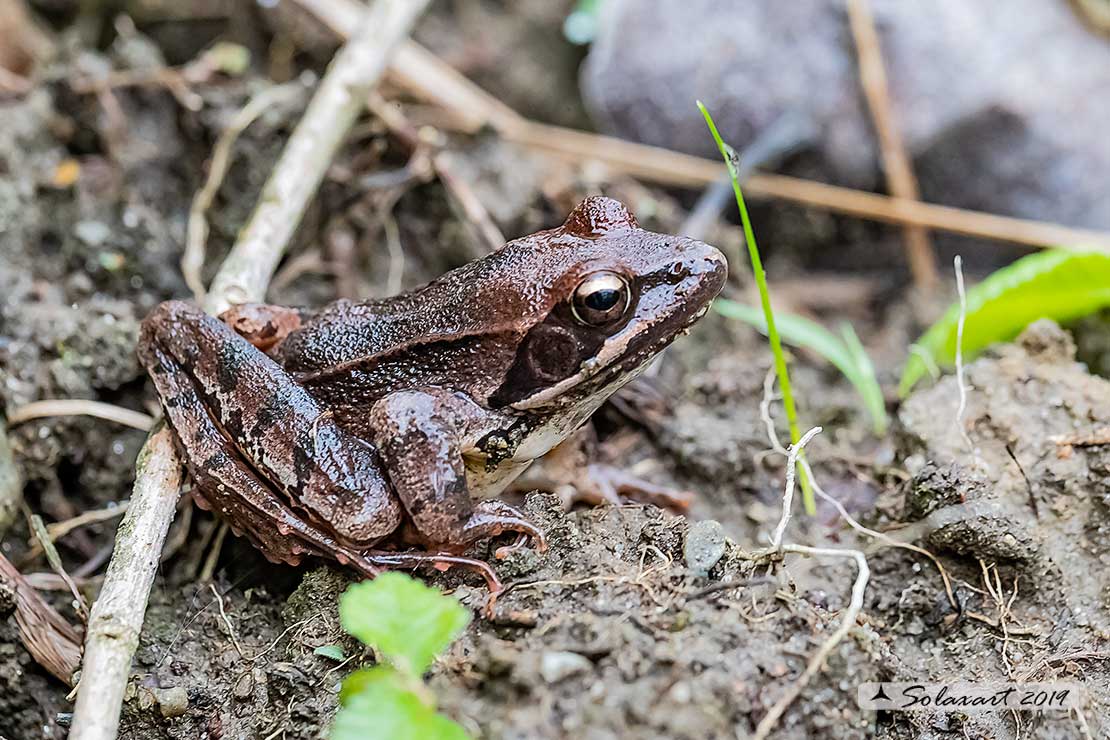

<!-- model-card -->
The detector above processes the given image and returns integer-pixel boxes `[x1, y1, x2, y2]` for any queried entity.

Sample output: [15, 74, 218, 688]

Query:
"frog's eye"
[571, 271, 630, 326]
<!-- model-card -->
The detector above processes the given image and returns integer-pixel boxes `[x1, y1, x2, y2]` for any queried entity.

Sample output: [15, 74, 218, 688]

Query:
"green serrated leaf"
[314, 645, 346, 662]
[339, 573, 470, 676]
[714, 299, 888, 435]
[899, 249, 1110, 396]
[333, 666, 469, 740]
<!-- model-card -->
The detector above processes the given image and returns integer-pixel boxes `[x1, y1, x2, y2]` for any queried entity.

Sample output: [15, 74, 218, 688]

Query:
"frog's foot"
[558, 463, 694, 512]
[460, 500, 548, 554]
[361, 549, 504, 603]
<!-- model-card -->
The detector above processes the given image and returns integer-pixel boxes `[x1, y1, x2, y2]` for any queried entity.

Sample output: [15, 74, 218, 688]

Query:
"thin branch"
[847, 0, 938, 289]
[7, 399, 154, 432]
[28, 513, 89, 620]
[206, 1, 429, 315]
[69, 428, 183, 738]
[21, 502, 130, 565]
[69, 2, 429, 737]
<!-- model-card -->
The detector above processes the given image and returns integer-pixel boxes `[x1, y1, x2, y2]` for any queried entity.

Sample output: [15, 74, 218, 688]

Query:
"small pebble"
[540, 651, 592, 683]
[684, 519, 726, 574]
[152, 686, 189, 718]
[232, 672, 253, 700]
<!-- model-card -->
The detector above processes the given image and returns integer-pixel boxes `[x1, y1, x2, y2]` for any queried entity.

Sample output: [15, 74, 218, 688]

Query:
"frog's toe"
[463, 500, 547, 553]
[362, 550, 504, 596]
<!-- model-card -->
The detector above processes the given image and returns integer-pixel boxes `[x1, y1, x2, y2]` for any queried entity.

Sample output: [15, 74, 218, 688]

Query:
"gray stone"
[539, 650, 593, 683]
[683, 519, 726, 574]
[152, 686, 189, 718]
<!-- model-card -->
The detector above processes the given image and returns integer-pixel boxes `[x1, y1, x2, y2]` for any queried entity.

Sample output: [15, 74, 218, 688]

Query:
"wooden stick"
[847, 0, 938, 289]
[68, 2, 428, 737]
[309, 0, 1110, 254]
[507, 122, 1110, 253]
[206, 1, 428, 315]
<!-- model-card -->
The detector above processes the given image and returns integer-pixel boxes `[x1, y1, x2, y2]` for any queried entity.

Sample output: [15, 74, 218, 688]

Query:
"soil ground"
[1, 4, 1108, 739]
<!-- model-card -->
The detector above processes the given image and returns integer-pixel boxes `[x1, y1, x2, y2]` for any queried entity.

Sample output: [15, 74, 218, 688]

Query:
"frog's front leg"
[138, 300, 403, 546]
[367, 390, 547, 552]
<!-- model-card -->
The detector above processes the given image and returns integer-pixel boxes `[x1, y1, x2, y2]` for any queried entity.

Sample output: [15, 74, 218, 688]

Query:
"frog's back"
[274, 251, 540, 410]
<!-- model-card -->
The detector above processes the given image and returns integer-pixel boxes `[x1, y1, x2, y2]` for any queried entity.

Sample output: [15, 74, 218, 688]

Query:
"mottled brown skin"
[138, 197, 726, 594]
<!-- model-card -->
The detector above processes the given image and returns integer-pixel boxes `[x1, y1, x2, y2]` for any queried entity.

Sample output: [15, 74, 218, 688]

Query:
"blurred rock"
[683, 519, 726, 574]
[582, 0, 1110, 235]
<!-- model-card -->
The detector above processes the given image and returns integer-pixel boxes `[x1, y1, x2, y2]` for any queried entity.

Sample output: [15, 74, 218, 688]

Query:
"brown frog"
[138, 197, 726, 594]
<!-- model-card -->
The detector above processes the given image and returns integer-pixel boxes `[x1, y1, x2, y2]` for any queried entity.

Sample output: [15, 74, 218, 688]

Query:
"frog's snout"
[677, 241, 728, 303]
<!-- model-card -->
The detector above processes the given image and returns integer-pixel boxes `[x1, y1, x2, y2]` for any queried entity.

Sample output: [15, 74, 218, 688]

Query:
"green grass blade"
[899, 249, 1110, 396]
[715, 299, 888, 435]
[698, 101, 814, 514]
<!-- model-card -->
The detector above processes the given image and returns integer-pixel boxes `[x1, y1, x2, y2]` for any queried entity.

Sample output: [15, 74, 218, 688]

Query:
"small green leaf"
[899, 249, 1110, 396]
[314, 645, 346, 662]
[339, 666, 399, 706]
[333, 666, 469, 740]
[339, 573, 470, 676]
[715, 299, 888, 435]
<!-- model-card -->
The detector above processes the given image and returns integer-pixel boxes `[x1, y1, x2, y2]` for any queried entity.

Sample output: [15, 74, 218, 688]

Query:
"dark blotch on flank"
[255, 391, 288, 430]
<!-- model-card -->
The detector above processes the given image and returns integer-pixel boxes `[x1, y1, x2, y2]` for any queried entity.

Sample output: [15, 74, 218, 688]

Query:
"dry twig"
[28, 513, 89, 621]
[183, 81, 306, 302]
[21, 502, 130, 565]
[206, 2, 428, 315]
[69, 2, 429, 737]
[846, 0, 937, 289]
[7, 400, 154, 432]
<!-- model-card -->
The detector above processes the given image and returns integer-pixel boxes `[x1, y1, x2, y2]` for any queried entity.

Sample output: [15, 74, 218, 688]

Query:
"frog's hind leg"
[143, 340, 506, 591]
[139, 339, 350, 569]
[139, 300, 403, 547]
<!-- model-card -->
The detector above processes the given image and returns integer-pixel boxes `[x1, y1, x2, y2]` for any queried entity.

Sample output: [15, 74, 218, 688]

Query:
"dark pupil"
[585, 288, 620, 312]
